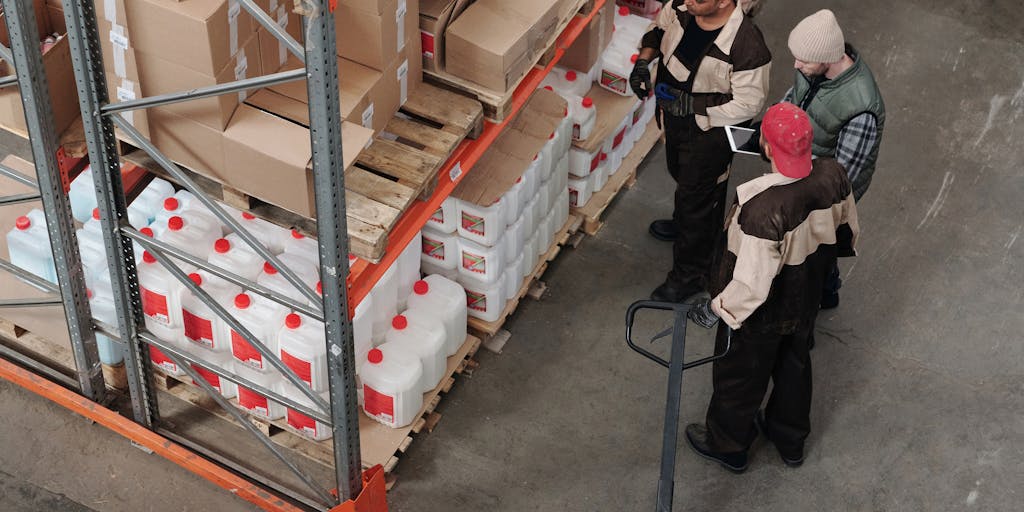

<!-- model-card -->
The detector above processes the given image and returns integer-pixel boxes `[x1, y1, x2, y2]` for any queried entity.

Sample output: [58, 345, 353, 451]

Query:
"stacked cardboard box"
[0, 0, 81, 135]
[559, 0, 615, 72]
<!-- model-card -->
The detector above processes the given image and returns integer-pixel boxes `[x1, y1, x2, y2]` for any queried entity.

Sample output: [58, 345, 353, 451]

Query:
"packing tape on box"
[103, 0, 117, 23]
[277, 6, 289, 67]
[362, 103, 374, 129]
[235, 51, 249, 103]
[398, 59, 409, 105]
[397, 0, 407, 51]
[109, 24, 129, 79]
[228, 0, 241, 56]
[116, 79, 136, 125]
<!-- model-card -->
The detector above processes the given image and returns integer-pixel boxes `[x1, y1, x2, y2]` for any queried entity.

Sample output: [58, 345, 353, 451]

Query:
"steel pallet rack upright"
[0, 1, 106, 401]
[5, 0, 384, 509]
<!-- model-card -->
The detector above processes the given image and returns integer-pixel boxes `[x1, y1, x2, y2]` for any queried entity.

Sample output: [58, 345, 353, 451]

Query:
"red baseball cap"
[761, 102, 813, 179]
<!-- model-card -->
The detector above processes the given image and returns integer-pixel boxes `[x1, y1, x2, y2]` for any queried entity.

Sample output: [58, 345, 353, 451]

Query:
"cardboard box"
[148, 106, 227, 178]
[453, 89, 565, 206]
[249, 55, 381, 131]
[135, 33, 261, 130]
[255, 7, 302, 76]
[222, 104, 373, 216]
[559, 0, 615, 72]
[445, 0, 558, 92]
[0, 1, 81, 135]
[335, 0, 418, 71]
[122, 0, 260, 76]
[107, 72, 151, 138]
[376, 34, 423, 125]
[418, 0, 472, 73]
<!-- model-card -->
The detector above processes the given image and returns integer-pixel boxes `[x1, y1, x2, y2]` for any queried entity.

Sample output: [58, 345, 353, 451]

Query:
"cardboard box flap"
[573, 85, 642, 153]
[245, 89, 309, 126]
[263, 55, 380, 125]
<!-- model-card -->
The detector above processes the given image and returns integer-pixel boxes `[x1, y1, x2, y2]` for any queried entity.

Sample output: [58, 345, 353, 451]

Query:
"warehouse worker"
[629, 0, 772, 303]
[684, 103, 859, 472]
[783, 9, 885, 308]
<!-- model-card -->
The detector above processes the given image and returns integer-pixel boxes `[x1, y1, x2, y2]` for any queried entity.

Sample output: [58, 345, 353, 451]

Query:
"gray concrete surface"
[2, 0, 1023, 511]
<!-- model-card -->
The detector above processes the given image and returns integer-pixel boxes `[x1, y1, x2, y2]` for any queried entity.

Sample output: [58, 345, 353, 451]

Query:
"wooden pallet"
[119, 83, 483, 263]
[0, 316, 128, 390]
[572, 121, 663, 236]
[154, 334, 482, 480]
[468, 214, 583, 338]
[423, 0, 590, 122]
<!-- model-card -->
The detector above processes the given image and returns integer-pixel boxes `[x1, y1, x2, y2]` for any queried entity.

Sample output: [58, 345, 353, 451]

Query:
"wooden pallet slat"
[384, 116, 462, 158]
[356, 138, 443, 200]
[400, 82, 485, 139]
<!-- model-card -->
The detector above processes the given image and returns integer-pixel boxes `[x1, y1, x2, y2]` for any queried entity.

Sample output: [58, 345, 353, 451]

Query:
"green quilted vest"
[791, 46, 885, 199]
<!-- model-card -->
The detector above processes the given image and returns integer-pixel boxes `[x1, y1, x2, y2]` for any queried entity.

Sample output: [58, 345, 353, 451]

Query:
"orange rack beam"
[346, 0, 607, 315]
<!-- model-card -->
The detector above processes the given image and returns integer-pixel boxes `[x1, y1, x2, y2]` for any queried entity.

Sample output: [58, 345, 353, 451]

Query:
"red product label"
[422, 236, 446, 261]
[141, 287, 170, 325]
[590, 153, 602, 172]
[287, 408, 320, 437]
[466, 289, 487, 312]
[281, 350, 313, 387]
[420, 30, 435, 59]
[461, 211, 485, 236]
[428, 206, 444, 225]
[363, 384, 395, 423]
[231, 331, 264, 369]
[613, 126, 627, 149]
[191, 364, 222, 392]
[600, 70, 628, 94]
[238, 387, 269, 415]
[149, 347, 177, 373]
[461, 250, 487, 275]
[572, 123, 581, 140]
[182, 309, 215, 348]
[569, 189, 580, 207]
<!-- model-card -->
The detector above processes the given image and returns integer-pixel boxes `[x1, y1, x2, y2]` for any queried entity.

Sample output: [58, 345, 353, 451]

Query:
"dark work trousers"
[704, 321, 815, 456]
[663, 113, 734, 291]
[823, 260, 842, 298]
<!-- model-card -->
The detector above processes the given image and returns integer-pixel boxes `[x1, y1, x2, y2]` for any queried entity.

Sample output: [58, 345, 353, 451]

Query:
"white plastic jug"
[458, 236, 505, 284]
[137, 250, 194, 344]
[159, 214, 222, 260]
[224, 292, 289, 371]
[257, 253, 320, 304]
[503, 258, 522, 301]
[536, 213, 552, 256]
[546, 129, 568, 172]
[568, 176, 592, 208]
[599, 46, 639, 97]
[6, 210, 56, 283]
[386, 314, 446, 393]
[571, 96, 597, 141]
[283, 387, 331, 441]
[425, 196, 458, 233]
[152, 195, 190, 228]
[556, 187, 570, 229]
[458, 274, 505, 323]
[228, 209, 288, 254]
[370, 263, 399, 345]
[406, 275, 467, 357]
[129, 177, 175, 224]
[68, 167, 98, 223]
[420, 226, 460, 270]
[283, 229, 320, 268]
[235, 363, 286, 420]
[522, 233, 537, 279]
[502, 180, 522, 227]
[456, 197, 506, 247]
[396, 231, 422, 310]
[278, 313, 328, 392]
[87, 289, 123, 365]
[351, 293, 375, 374]
[190, 355, 238, 399]
[569, 144, 603, 178]
[149, 345, 187, 377]
[361, 346, 424, 428]
[612, 6, 650, 49]
[504, 216, 525, 263]
[421, 260, 460, 282]
[537, 180, 552, 216]
[555, 67, 591, 97]
[207, 235, 263, 285]
[522, 156, 541, 200]
[522, 195, 538, 238]
[181, 272, 240, 353]
[592, 157, 609, 192]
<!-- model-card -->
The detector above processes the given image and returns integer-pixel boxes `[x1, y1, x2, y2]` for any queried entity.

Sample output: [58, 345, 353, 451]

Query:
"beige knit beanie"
[788, 10, 845, 63]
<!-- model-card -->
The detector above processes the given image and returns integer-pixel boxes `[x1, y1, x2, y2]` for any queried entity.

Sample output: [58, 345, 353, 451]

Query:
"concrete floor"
[2, 0, 1023, 510]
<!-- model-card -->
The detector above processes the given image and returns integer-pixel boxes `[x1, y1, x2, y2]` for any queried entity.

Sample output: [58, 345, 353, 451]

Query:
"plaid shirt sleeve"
[835, 112, 879, 187]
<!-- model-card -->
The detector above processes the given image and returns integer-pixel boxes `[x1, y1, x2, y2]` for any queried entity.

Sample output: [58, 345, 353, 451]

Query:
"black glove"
[688, 299, 720, 329]
[629, 58, 652, 101]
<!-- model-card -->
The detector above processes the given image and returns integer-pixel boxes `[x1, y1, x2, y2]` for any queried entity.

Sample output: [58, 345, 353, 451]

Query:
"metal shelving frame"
[2, 0, 363, 508]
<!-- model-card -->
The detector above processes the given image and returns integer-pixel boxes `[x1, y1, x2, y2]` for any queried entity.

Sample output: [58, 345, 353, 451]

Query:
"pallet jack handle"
[625, 300, 732, 512]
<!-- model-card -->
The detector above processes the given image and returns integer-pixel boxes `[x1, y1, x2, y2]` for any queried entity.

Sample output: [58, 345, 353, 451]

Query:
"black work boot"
[684, 424, 749, 473]
[650, 281, 702, 303]
[648, 219, 679, 241]
[755, 410, 805, 467]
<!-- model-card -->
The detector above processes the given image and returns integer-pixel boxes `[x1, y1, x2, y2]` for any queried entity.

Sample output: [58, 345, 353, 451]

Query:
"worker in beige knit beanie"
[780, 8, 885, 310]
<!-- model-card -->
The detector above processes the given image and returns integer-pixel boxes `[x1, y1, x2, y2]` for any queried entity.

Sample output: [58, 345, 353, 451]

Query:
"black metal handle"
[625, 299, 733, 369]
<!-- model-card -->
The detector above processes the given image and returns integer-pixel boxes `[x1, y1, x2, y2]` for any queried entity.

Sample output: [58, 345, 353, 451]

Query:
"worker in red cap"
[682, 102, 859, 472]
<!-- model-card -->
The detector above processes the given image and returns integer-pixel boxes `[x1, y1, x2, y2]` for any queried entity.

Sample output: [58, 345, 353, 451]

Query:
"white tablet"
[726, 126, 759, 156]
